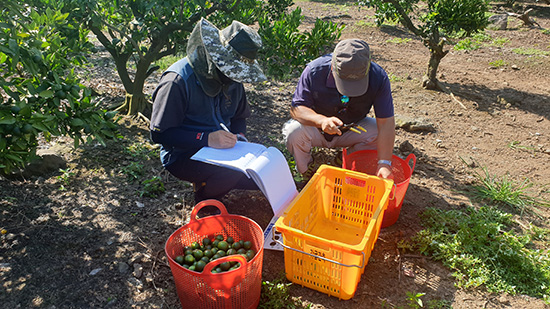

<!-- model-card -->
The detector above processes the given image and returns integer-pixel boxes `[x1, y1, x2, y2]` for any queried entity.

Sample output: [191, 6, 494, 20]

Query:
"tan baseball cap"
[331, 39, 371, 97]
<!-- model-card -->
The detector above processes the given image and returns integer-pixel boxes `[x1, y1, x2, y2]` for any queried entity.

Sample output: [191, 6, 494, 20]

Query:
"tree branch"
[383, 0, 424, 37]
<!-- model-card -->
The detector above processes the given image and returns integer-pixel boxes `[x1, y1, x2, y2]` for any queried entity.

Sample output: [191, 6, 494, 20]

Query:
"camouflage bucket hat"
[199, 18, 266, 83]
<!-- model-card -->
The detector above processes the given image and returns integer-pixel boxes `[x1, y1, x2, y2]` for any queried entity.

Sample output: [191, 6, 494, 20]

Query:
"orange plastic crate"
[274, 165, 393, 299]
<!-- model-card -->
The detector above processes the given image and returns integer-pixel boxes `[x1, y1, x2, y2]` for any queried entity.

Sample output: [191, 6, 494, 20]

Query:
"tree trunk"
[422, 52, 443, 90]
[422, 29, 448, 91]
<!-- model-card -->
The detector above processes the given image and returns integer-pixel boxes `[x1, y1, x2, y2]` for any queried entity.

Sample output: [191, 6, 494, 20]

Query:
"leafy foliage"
[361, 0, 489, 89]
[401, 206, 550, 299]
[258, 7, 344, 79]
[259, 278, 311, 308]
[0, 1, 119, 174]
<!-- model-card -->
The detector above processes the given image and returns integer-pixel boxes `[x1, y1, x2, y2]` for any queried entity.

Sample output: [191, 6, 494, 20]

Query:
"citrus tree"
[362, 0, 489, 90]
[61, 0, 252, 117]
[0, 1, 119, 174]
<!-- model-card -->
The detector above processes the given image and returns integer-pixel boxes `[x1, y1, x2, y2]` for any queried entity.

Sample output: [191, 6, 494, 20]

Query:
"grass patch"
[512, 47, 550, 56]
[259, 278, 311, 309]
[489, 59, 507, 68]
[154, 54, 184, 72]
[399, 205, 550, 299]
[386, 37, 412, 44]
[468, 166, 548, 216]
[454, 32, 510, 51]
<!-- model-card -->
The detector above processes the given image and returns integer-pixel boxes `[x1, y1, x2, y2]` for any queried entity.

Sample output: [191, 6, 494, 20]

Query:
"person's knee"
[283, 120, 308, 148]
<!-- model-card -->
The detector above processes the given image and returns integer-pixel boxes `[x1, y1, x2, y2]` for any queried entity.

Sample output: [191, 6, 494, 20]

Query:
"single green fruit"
[232, 242, 242, 250]
[191, 241, 200, 250]
[204, 249, 213, 258]
[10, 105, 21, 115]
[202, 237, 212, 246]
[215, 234, 224, 241]
[184, 254, 195, 265]
[193, 249, 204, 260]
[200, 256, 210, 263]
[237, 248, 246, 254]
[217, 241, 229, 251]
[175, 255, 185, 265]
[22, 124, 33, 134]
[220, 262, 231, 271]
[55, 90, 67, 99]
[195, 260, 206, 272]
[226, 236, 234, 244]
[245, 250, 255, 261]
[226, 248, 237, 256]
[243, 241, 252, 250]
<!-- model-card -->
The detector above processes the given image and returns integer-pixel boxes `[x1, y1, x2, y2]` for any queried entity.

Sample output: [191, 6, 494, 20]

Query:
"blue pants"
[166, 158, 258, 202]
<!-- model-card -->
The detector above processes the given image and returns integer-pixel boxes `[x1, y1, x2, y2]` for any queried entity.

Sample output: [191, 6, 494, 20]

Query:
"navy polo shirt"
[292, 54, 393, 124]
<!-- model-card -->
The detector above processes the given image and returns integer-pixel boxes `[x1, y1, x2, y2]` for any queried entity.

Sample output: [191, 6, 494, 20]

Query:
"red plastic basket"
[342, 149, 416, 228]
[165, 200, 264, 309]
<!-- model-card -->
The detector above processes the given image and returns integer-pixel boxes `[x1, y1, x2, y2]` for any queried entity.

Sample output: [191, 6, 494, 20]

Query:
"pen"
[220, 122, 248, 142]
[220, 122, 231, 133]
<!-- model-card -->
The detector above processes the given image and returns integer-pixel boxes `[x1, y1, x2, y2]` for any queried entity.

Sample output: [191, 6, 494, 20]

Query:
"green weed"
[406, 291, 425, 308]
[400, 206, 550, 298]
[489, 59, 507, 68]
[508, 141, 536, 153]
[56, 168, 75, 191]
[125, 142, 158, 160]
[512, 47, 549, 56]
[154, 54, 183, 72]
[138, 176, 165, 198]
[355, 19, 377, 28]
[386, 37, 412, 44]
[454, 37, 482, 51]
[258, 278, 311, 309]
[121, 161, 145, 182]
[468, 166, 548, 216]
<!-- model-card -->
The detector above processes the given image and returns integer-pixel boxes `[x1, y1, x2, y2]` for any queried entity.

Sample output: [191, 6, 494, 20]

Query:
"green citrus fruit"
[191, 241, 200, 250]
[215, 234, 224, 241]
[202, 237, 212, 246]
[243, 241, 252, 250]
[175, 255, 185, 265]
[226, 236, 234, 244]
[232, 242, 241, 250]
[195, 260, 206, 272]
[217, 241, 229, 251]
[193, 249, 204, 260]
[184, 254, 195, 265]
[220, 262, 231, 271]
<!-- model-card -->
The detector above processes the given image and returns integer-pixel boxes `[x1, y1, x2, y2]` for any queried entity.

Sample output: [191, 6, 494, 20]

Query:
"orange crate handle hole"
[271, 235, 365, 269]
[201, 254, 249, 290]
[190, 199, 229, 222]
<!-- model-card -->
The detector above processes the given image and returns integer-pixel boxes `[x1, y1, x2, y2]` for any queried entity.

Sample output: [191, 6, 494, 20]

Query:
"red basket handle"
[201, 254, 249, 290]
[189, 199, 228, 224]
[405, 153, 417, 173]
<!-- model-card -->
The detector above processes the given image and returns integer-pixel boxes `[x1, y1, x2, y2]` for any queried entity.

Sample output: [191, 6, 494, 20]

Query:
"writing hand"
[208, 130, 237, 149]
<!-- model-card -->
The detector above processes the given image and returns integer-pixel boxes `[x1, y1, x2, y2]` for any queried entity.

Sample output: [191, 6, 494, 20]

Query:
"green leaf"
[39, 90, 54, 98]
[0, 115, 16, 125]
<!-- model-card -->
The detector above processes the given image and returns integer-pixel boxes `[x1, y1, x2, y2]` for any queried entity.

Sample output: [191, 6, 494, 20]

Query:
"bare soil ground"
[1, 1, 550, 308]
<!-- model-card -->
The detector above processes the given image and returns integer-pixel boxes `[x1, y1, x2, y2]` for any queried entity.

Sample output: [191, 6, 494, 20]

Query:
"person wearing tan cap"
[283, 39, 395, 183]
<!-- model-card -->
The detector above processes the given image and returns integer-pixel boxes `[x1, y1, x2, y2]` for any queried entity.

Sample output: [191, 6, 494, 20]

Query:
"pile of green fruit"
[175, 234, 256, 273]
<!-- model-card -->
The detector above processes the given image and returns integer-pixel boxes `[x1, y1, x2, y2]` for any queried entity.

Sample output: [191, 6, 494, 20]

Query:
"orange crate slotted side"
[275, 165, 392, 300]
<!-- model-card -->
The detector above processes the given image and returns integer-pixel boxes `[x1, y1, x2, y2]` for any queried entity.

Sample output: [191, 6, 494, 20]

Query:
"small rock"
[128, 277, 143, 290]
[133, 263, 143, 278]
[89, 268, 102, 276]
[511, 65, 519, 70]
[118, 262, 129, 274]
[128, 252, 144, 265]
[136, 201, 145, 208]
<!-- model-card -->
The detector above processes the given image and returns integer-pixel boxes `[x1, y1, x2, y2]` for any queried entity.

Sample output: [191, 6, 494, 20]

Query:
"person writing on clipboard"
[149, 18, 266, 203]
